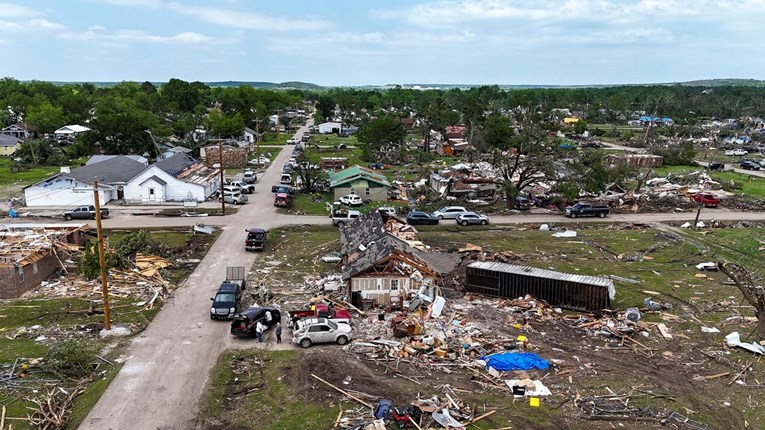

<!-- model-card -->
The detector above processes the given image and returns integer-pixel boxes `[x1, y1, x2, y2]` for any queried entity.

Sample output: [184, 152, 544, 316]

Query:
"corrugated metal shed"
[465, 261, 615, 312]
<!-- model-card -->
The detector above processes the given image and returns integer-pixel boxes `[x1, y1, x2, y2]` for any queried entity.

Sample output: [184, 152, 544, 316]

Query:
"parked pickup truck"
[289, 303, 352, 327]
[331, 207, 361, 226]
[228, 180, 255, 194]
[210, 267, 247, 319]
[63, 205, 109, 221]
[274, 192, 290, 207]
[565, 203, 610, 218]
[244, 227, 267, 252]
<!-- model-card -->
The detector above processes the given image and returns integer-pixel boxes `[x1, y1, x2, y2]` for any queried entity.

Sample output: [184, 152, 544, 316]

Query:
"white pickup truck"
[228, 180, 255, 194]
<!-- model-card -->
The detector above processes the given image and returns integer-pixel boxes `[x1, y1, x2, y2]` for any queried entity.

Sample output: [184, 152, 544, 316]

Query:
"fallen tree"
[718, 261, 765, 341]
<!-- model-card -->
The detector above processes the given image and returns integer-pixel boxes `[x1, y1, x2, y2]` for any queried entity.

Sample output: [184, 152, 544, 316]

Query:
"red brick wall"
[0, 252, 62, 299]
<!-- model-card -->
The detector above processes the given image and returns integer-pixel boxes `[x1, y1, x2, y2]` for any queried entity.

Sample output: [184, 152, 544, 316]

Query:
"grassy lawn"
[285, 193, 410, 216]
[258, 225, 340, 285]
[0, 227, 217, 429]
[652, 165, 765, 198]
[202, 350, 352, 430]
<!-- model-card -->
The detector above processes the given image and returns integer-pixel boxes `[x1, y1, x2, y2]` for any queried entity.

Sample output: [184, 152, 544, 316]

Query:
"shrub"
[45, 340, 97, 380]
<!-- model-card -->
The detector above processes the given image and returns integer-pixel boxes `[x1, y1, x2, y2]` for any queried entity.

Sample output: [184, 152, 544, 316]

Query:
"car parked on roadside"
[210, 282, 245, 320]
[63, 205, 109, 221]
[431, 206, 467, 220]
[248, 156, 271, 166]
[725, 149, 748, 156]
[455, 211, 489, 226]
[740, 159, 761, 170]
[230, 307, 282, 337]
[514, 196, 532, 210]
[292, 319, 352, 348]
[406, 211, 439, 225]
[705, 162, 725, 171]
[339, 194, 364, 206]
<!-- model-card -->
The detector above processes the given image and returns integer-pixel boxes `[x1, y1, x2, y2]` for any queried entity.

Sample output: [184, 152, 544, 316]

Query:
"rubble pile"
[30, 253, 172, 309]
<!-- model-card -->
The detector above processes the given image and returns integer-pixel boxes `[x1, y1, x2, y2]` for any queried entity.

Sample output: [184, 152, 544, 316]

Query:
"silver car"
[456, 211, 489, 226]
[292, 320, 352, 348]
[431, 206, 467, 220]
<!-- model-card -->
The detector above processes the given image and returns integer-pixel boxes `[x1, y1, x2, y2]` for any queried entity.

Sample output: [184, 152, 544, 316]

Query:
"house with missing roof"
[329, 165, 391, 202]
[122, 153, 220, 203]
[339, 211, 461, 308]
[53, 124, 91, 137]
[24, 154, 220, 206]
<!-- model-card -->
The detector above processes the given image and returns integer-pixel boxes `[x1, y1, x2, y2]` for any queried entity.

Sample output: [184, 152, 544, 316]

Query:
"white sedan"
[339, 194, 364, 206]
[248, 156, 271, 166]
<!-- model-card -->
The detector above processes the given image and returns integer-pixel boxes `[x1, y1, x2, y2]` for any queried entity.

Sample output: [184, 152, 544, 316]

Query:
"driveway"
[80, 121, 312, 430]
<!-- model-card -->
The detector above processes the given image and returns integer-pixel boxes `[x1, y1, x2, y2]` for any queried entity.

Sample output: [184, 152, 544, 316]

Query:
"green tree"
[85, 96, 158, 155]
[26, 100, 66, 134]
[357, 116, 406, 161]
[573, 119, 588, 135]
[206, 110, 244, 138]
[15, 139, 67, 166]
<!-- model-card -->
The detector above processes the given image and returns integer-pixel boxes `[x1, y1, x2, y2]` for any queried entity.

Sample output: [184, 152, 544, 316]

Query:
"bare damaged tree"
[718, 261, 765, 341]
[291, 153, 327, 193]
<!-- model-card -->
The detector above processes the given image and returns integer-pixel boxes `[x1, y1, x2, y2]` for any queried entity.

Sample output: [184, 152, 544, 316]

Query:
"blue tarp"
[483, 352, 549, 371]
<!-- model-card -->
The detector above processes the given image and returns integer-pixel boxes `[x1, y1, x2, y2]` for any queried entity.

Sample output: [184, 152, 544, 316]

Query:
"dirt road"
[80, 122, 312, 430]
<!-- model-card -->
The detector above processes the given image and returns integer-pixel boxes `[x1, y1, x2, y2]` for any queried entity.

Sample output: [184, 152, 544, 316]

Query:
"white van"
[280, 173, 292, 184]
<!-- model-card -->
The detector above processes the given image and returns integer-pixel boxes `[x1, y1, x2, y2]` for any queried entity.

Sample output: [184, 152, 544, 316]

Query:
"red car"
[691, 193, 721, 208]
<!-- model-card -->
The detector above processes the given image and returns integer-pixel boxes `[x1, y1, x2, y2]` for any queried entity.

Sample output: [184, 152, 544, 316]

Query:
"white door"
[148, 187, 156, 201]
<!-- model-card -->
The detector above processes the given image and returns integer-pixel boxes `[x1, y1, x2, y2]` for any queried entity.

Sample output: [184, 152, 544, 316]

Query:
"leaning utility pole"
[92, 179, 111, 331]
[218, 139, 225, 214]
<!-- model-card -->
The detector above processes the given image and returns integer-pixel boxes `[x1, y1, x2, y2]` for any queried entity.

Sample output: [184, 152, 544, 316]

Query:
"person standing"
[255, 320, 265, 342]
[265, 310, 273, 328]
[275, 322, 282, 344]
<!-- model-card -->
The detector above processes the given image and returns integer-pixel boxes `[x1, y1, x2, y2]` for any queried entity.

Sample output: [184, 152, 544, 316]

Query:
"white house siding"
[123, 166, 206, 203]
[350, 277, 416, 305]
[24, 177, 111, 207]
[318, 122, 342, 134]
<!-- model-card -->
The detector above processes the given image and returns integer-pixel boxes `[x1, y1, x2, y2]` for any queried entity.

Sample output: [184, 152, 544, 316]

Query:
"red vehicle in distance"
[691, 193, 721, 208]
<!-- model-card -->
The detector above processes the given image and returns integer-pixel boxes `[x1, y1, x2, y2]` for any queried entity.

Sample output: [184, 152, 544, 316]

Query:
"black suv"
[706, 162, 725, 171]
[740, 159, 761, 170]
[210, 282, 245, 320]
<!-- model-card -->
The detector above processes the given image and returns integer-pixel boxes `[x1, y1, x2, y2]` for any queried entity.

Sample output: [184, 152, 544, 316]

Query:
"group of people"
[253, 309, 282, 343]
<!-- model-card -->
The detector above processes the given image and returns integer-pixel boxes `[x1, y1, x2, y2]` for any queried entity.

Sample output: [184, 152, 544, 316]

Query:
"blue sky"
[1, 0, 764, 86]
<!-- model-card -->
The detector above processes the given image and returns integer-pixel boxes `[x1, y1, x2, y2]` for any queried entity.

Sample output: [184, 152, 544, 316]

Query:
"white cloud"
[0, 2, 36, 18]
[0, 18, 64, 32]
[59, 27, 214, 45]
[93, 0, 162, 7]
[28, 19, 65, 30]
[165, 2, 328, 31]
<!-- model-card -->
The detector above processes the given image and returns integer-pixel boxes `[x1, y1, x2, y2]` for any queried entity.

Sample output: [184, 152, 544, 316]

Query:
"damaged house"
[0, 224, 90, 299]
[339, 212, 461, 309]
[429, 166, 499, 201]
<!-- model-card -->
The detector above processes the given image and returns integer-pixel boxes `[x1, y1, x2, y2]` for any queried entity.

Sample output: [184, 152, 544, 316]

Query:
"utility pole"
[92, 179, 111, 331]
[255, 119, 263, 166]
[218, 139, 225, 214]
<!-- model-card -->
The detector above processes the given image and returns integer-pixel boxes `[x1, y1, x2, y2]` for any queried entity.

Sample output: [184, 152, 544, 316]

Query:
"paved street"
[80, 121, 312, 430]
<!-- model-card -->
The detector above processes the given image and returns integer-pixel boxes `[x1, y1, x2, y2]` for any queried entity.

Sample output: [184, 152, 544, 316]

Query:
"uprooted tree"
[718, 261, 765, 341]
